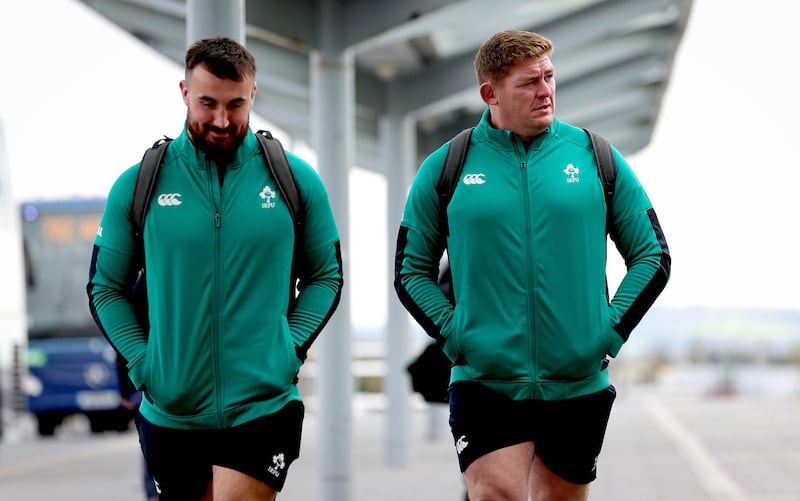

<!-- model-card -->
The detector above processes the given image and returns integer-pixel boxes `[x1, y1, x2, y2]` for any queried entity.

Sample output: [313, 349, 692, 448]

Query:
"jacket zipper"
[518, 142, 537, 398]
[208, 161, 226, 427]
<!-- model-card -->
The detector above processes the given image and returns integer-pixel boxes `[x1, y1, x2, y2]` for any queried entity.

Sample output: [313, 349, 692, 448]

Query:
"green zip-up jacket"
[88, 126, 343, 429]
[395, 110, 670, 401]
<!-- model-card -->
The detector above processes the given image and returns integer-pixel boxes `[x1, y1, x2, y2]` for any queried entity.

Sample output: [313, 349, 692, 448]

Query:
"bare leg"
[210, 465, 277, 501]
[463, 442, 534, 501]
[528, 454, 589, 501]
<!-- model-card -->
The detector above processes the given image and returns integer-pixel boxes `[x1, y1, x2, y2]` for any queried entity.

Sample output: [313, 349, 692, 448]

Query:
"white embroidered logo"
[157, 193, 182, 206]
[462, 173, 486, 185]
[268, 452, 286, 477]
[259, 185, 277, 208]
[563, 164, 580, 183]
[455, 435, 469, 454]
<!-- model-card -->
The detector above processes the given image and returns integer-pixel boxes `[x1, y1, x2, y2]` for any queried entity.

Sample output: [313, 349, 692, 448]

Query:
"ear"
[251, 81, 257, 101]
[180, 80, 189, 105]
[479, 81, 497, 106]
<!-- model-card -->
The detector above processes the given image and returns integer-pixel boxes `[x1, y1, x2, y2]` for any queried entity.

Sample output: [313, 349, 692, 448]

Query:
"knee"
[467, 478, 526, 501]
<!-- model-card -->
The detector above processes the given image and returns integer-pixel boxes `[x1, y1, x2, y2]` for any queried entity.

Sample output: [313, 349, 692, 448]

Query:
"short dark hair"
[185, 36, 257, 81]
[475, 30, 553, 84]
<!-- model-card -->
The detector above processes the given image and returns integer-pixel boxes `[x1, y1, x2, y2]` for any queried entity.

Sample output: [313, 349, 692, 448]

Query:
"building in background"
[0, 116, 27, 437]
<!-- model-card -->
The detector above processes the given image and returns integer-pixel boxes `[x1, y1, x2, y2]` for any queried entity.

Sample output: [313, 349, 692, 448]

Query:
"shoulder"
[284, 150, 324, 190]
[280, 150, 337, 211]
[107, 162, 141, 206]
[284, 149, 316, 177]
[551, 119, 593, 151]
[416, 139, 452, 185]
[552, 119, 631, 167]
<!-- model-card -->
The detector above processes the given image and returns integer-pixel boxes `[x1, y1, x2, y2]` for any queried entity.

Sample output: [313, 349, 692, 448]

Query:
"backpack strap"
[254, 129, 306, 306]
[255, 130, 303, 227]
[132, 136, 172, 240]
[584, 128, 617, 236]
[131, 136, 172, 257]
[127, 136, 171, 331]
[431, 128, 473, 309]
[436, 127, 473, 237]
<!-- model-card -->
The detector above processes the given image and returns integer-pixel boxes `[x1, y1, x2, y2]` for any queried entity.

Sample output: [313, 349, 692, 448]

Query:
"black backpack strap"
[132, 136, 172, 244]
[584, 128, 617, 235]
[127, 136, 171, 331]
[255, 129, 305, 307]
[436, 127, 473, 237]
[255, 130, 303, 227]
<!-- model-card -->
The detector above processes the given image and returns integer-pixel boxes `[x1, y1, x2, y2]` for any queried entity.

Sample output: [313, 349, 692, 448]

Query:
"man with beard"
[88, 37, 343, 501]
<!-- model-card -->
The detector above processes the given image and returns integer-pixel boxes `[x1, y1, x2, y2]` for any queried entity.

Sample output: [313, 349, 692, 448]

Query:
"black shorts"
[136, 400, 304, 500]
[448, 381, 616, 484]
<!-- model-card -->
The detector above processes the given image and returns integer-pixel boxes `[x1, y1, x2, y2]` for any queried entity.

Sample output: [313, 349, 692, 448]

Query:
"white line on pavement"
[643, 396, 750, 501]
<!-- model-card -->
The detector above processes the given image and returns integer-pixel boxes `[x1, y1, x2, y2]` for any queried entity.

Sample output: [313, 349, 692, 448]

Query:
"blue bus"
[21, 198, 135, 436]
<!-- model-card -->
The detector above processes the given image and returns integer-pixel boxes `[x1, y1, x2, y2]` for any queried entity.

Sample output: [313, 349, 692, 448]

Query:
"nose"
[536, 80, 552, 97]
[211, 107, 230, 129]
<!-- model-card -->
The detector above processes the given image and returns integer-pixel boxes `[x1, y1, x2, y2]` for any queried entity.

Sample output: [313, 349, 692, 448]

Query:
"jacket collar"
[475, 108, 559, 152]
[172, 124, 260, 170]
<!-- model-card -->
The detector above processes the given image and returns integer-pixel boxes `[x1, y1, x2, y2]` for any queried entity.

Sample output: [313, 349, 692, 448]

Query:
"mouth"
[207, 125, 232, 136]
[207, 128, 233, 143]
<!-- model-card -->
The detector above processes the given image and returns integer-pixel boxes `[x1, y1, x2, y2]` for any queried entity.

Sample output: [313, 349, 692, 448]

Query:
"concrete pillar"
[380, 112, 415, 466]
[186, 0, 245, 45]
[311, 3, 354, 500]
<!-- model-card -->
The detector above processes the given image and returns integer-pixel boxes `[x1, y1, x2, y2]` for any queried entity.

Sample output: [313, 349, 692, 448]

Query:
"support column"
[311, 3, 354, 501]
[186, 0, 245, 45]
[381, 112, 416, 467]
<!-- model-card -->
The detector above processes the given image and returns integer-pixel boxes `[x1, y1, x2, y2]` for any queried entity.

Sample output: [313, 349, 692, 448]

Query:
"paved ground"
[284, 384, 800, 501]
[2, 382, 800, 500]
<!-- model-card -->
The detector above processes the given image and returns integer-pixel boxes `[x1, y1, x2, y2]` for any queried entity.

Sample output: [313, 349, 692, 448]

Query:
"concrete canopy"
[78, 0, 692, 168]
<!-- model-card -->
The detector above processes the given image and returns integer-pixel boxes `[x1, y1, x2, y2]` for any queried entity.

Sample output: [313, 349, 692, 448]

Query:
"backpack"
[406, 127, 617, 403]
[128, 129, 304, 328]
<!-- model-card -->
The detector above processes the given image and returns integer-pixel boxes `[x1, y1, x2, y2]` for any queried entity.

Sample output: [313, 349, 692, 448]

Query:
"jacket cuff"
[127, 354, 147, 390]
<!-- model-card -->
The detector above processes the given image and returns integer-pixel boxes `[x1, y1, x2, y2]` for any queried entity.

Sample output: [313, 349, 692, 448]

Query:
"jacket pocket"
[143, 337, 214, 416]
[606, 322, 624, 358]
[439, 307, 460, 363]
[537, 293, 610, 382]
[451, 306, 529, 380]
[232, 317, 300, 399]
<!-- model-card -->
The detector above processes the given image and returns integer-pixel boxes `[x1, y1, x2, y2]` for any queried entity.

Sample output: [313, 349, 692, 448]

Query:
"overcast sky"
[618, 0, 799, 312]
[1, 0, 798, 330]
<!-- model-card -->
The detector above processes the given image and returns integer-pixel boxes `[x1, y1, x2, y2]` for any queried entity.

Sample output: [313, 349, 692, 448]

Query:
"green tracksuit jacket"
[88, 126, 343, 429]
[395, 110, 670, 401]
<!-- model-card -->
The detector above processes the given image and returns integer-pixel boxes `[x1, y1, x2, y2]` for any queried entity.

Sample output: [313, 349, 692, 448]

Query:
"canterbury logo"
[462, 173, 486, 185]
[157, 193, 182, 206]
[455, 435, 469, 454]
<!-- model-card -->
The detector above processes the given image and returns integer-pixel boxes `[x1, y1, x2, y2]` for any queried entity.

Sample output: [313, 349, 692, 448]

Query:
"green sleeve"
[285, 153, 343, 356]
[394, 144, 456, 350]
[606, 150, 671, 354]
[88, 166, 149, 388]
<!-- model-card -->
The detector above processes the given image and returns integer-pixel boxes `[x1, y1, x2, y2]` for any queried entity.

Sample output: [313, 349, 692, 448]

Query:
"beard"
[186, 118, 248, 163]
